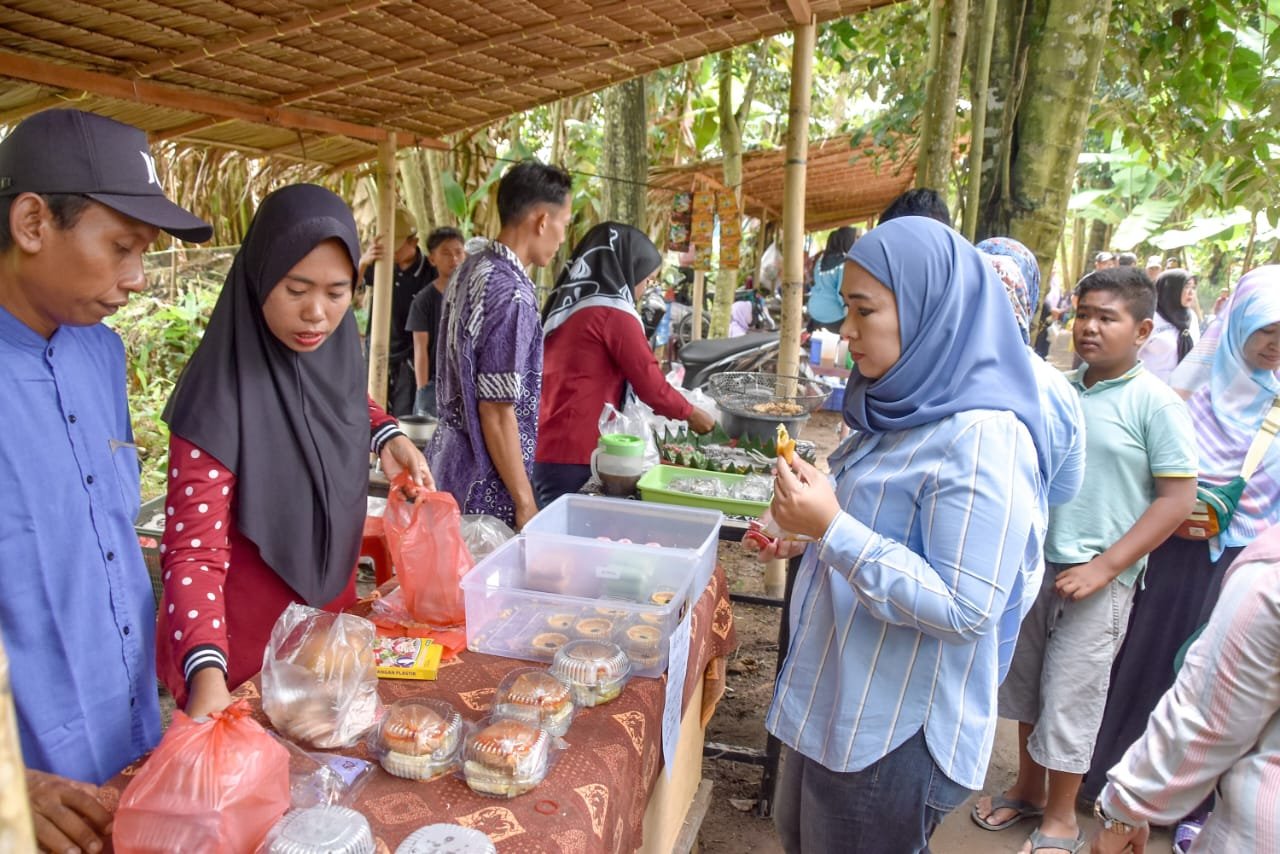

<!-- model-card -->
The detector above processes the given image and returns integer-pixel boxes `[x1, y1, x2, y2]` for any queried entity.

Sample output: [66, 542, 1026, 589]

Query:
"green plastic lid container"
[598, 434, 645, 457]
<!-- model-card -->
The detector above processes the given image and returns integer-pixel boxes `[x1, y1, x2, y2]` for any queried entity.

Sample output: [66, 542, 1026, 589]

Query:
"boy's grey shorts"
[998, 561, 1137, 774]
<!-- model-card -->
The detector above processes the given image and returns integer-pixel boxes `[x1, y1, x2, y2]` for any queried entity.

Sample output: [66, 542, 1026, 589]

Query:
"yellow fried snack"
[775, 423, 796, 465]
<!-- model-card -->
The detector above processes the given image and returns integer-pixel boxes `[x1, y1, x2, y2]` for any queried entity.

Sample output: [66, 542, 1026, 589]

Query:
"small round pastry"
[377, 700, 463, 781]
[624, 624, 661, 649]
[625, 644, 663, 673]
[637, 611, 664, 627]
[463, 718, 550, 798]
[550, 640, 631, 707]
[544, 613, 575, 631]
[573, 617, 613, 640]
[649, 589, 677, 607]
[529, 632, 569, 655]
[494, 668, 575, 737]
[593, 605, 631, 621]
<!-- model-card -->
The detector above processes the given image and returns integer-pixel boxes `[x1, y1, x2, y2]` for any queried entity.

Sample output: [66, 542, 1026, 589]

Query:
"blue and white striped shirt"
[766, 409, 1046, 790]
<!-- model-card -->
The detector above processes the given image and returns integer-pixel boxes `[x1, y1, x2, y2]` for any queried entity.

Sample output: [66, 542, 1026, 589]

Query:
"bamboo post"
[367, 132, 397, 407]
[962, 0, 997, 241]
[769, 16, 816, 600]
[691, 270, 705, 342]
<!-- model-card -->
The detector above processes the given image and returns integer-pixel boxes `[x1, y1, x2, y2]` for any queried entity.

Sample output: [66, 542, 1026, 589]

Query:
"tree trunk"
[962, 0, 998, 240]
[916, 0, 970, 190]
[423, 148, 450, 233]
[1002, 0, 1114, 276]
[398, 149, 431, 237]
[601, 78, 649, 228]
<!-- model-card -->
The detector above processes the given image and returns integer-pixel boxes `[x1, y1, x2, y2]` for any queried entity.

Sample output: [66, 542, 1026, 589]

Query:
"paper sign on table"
[661, 609, 694, 780]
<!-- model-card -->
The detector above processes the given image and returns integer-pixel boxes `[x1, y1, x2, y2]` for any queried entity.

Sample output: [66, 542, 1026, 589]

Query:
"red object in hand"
[742, 520, 777, 553]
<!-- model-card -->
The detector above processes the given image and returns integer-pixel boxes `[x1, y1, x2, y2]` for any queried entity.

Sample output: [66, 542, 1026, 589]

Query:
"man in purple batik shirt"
[429, 161, 572, 529]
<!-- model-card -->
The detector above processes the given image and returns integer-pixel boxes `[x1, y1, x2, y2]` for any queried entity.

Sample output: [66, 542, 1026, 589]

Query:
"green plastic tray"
[637, 465, 769, 518]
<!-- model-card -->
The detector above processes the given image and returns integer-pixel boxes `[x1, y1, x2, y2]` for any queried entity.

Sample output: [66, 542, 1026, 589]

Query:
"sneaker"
[1173, 816, 1205, 854]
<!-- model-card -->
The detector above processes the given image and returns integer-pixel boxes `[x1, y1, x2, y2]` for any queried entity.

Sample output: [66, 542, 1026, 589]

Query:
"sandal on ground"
[1027, 827, 1086, 854]
[1173, 816, 1205, 854]
[969, 795, 1045, 831]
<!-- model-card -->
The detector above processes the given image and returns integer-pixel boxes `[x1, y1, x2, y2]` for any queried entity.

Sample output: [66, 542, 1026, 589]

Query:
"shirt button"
[68, 414, 77, 423]
[123, 625, 131, 635]
[47, 347, 54, 357]
[130, 697, 136, 707]
[106, 551, 115, 561]
[86, 475, 94, 485]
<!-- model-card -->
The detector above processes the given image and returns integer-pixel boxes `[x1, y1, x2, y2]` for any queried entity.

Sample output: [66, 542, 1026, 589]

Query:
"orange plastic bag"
[382, 474, 473, 626]
[113, 700, 290, 854]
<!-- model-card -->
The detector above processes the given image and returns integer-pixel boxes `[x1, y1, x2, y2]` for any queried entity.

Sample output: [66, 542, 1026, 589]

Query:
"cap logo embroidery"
[140, 151, 159, 186]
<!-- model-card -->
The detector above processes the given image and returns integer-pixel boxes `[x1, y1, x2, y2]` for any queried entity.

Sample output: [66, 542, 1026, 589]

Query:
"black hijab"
[817, 226, 858, 273]
[1154, 269, 1195, 362]
[541, 222, 662, 336]
[163, 184, 367, 606]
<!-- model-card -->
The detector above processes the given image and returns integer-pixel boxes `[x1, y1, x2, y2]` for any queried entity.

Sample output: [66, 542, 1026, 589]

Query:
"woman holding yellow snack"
[757, 216, 1050, 853]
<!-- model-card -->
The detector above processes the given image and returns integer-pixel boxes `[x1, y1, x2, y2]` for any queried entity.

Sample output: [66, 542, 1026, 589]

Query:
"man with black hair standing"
[879, 187, 952, 227]
[428, 161, 573, 529]
[405, 226, 466, 418]
[358, 207, 435, 415]
[0, 109, 212, 853]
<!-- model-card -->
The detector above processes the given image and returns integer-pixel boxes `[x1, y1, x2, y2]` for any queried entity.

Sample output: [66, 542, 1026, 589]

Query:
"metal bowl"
[718, 407, 809, 442]
[705, 372, 830, 416]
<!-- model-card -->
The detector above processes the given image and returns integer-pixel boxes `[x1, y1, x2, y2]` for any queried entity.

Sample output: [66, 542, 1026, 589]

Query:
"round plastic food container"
[395, 823, 497, 854]
[260, 805, 375, 854]
[493, 667, 576, 737]
[374, 699, 464, 781]
[549, 639, 631, 707]
[461, 717, 551, 798]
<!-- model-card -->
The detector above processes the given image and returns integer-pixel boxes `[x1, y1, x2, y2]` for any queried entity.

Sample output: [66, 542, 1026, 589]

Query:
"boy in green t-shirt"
[973, 267, 1198, 854]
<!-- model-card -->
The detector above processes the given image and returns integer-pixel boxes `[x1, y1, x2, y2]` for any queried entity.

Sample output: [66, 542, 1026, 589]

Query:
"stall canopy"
[649, 134, 916, 232]
[0, 0, 895, 169]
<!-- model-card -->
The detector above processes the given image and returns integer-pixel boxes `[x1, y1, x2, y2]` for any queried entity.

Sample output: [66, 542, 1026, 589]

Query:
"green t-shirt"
[1045, 363, 1198, 585]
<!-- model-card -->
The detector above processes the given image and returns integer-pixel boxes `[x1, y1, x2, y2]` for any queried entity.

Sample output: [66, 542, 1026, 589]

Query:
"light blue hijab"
[844, 217, 1051, 482]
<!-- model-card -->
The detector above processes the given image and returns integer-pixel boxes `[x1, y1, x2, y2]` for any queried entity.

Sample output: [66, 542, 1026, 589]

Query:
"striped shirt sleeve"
[817, 414, 1039, 644]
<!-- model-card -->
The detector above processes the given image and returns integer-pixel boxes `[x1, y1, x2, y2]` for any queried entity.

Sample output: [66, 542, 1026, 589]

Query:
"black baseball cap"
[0, 109, 213, 243]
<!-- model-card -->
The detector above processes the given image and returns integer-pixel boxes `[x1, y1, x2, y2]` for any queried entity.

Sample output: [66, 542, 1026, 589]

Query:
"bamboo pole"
[963, 0, 997, 241]
[691, 270, 705, 342]
[769, 17, 816, 600]
[367, 133, 398, 407]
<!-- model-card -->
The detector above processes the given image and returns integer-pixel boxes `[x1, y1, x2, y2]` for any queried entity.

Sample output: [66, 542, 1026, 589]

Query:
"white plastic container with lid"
[460, 536, 691, 677]
[550, 639, 632, 707]
[395, 824, 496, 854]
[258, 805, 375, 854]
[522, 494, 722, 600]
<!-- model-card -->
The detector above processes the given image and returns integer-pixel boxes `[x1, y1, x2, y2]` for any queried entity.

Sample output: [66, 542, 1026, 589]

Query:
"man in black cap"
[0, 108, 211, 852]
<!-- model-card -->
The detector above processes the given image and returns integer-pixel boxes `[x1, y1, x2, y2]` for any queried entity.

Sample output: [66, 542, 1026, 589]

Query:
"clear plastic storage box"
[460, 536, 694, 677]
[521, 494, 722, 600]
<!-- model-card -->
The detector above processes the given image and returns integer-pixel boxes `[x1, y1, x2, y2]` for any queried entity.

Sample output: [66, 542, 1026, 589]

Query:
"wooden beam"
[0, 51, 389, 143]
[133, 0, 395, 78]
[150, 117, 230, 142]
[0, 93, 88, 124]
[777, 16, 816, 384]
[782, 0, 814, 25]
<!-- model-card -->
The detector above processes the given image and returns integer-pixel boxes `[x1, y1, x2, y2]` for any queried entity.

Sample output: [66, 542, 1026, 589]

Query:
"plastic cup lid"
[395, 824, 497, 854]
[598, 433, 646, 457]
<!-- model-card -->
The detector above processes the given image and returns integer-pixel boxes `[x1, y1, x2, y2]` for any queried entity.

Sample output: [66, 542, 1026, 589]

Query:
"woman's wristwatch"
[1093, 799, 1140, 834]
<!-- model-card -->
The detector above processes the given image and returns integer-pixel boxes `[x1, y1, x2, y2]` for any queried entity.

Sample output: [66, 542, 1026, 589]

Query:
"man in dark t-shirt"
[359, 207, 436, 415]
[405, 227, 466, 418]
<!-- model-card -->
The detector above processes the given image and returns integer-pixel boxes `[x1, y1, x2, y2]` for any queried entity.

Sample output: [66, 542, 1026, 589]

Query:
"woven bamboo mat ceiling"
[650, 135, 915, 230]
[0, 0, 894, 168]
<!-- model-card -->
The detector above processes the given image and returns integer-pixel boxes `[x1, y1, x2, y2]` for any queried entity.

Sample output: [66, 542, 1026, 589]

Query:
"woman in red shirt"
[157, 185, 432, 719]
[534, 222, 714, 505]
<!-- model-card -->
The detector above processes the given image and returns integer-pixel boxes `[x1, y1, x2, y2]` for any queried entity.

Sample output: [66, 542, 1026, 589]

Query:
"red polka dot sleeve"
[160, 434, 235, 684]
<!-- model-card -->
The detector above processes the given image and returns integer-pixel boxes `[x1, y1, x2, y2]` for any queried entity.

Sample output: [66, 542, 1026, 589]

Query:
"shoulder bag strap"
[1240, 396, 1280, 480]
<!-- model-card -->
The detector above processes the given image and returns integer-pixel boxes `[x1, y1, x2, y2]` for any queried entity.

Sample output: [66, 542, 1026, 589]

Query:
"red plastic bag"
[383, 473, 473, 626]
[113, 700, 290, 854]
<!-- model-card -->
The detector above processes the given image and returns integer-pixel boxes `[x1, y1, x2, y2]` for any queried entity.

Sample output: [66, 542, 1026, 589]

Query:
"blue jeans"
[774, 730, 972, 854]
[531, 462, 593, 509]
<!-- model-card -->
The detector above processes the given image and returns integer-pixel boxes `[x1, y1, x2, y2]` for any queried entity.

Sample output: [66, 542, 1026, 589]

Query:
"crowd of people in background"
[1, 108, 1278, 854]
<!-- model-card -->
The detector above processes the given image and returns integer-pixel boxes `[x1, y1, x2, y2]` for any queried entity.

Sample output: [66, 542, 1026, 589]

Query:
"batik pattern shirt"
[428, 241, 542, 525]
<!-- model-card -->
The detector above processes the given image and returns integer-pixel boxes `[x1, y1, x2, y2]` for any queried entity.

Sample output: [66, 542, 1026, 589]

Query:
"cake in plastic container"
[493, 668, 576, 736]
[374, 700, 464, 781]
[258, 805, 375, 854]
[549, 639, 631, 707]
[462, 718, 550, 798]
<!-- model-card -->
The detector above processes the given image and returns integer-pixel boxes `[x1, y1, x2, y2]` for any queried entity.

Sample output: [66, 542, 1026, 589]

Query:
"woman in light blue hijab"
[758, 217, 1050, 854]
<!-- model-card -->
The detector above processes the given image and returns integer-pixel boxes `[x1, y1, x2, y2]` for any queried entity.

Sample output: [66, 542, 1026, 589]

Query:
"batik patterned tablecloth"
[102, 567, 735, 853]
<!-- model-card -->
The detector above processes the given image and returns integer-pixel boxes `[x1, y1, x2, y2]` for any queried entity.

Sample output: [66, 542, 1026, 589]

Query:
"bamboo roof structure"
[0, 0, 895, 168]
[648, 134, 916, 231]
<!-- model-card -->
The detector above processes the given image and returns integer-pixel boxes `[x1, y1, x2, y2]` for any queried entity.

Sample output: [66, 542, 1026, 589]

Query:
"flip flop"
[970, 795, 1045, 831]
[1027, 826, 1086, 854]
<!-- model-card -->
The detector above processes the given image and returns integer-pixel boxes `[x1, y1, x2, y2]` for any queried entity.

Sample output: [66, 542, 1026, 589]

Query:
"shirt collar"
[491, 240, 526, 271]
[1069, 361, 1144, 392]
[0, 305, 52, 353]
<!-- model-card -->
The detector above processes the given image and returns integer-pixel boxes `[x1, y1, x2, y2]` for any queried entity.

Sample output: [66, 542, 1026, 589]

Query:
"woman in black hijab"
[534, 222, 715, 505]
[157, 184, 430, 718]
[1138, 268, 1200, 383]
[806, 226, 858, 332]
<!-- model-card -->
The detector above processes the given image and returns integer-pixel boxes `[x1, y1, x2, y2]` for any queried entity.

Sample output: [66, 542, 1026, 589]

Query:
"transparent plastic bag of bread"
[261, 604, 381, 749]
[112, 700, 290, 854]
[382, 473, 472, 626]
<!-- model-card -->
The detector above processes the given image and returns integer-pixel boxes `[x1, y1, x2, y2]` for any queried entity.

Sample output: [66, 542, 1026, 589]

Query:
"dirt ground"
[695, 409, 1172, 854]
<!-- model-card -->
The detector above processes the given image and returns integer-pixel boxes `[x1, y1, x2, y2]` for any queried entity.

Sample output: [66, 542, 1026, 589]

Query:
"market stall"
[102, 560, 734, 853]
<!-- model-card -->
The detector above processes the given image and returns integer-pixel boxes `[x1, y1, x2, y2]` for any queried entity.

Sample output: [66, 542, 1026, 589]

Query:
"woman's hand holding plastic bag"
[382, 472, 472, 627]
